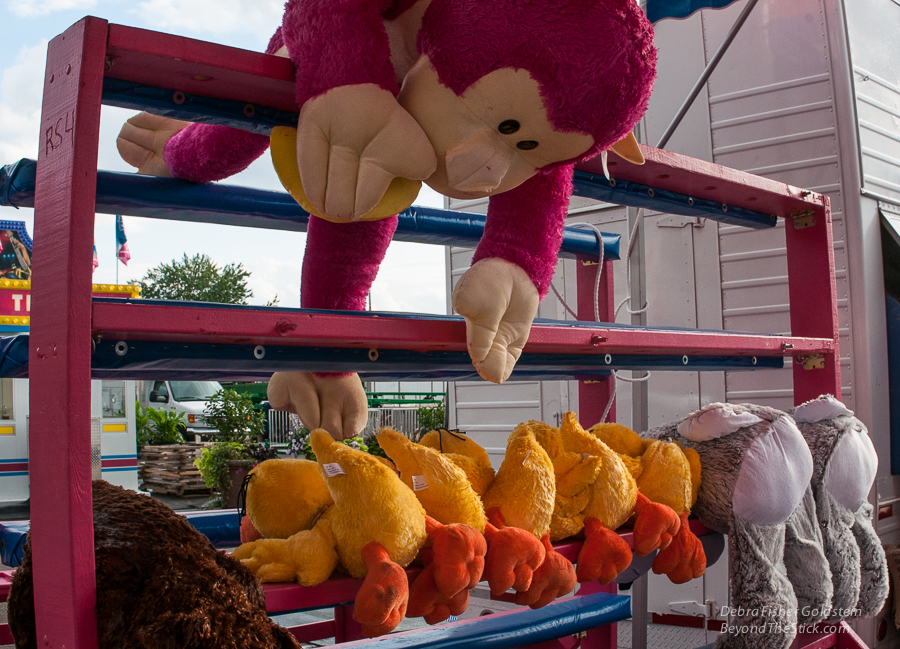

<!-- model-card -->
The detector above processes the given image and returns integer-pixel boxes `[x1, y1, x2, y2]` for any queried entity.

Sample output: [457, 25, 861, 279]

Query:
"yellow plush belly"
[270, 126, 421, 222]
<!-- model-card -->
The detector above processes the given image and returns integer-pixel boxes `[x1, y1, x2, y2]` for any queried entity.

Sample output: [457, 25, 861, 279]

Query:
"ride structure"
[0, 15, 865, 649]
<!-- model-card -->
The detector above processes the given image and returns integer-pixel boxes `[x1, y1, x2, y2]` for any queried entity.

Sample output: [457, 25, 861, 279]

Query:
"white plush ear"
[824, 426, 878, 511]
[793, 394, 854, 424]
[677, 403, 764, 442]
[733, 416, 814, 526]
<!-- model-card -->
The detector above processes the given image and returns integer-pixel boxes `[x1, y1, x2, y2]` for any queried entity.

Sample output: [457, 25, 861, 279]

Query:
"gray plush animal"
[782, 484, 833, 627]
[647, 403, 814, 649]
[791, 395, 888, 621]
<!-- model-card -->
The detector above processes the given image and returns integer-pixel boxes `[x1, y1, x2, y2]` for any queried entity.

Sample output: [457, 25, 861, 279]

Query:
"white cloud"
[6, 0, 96, 17]
[134, 0, 283, 43]
[371, 241, 448, 315]
[0, 35, 448, 319]
[0, 41, 48, 163]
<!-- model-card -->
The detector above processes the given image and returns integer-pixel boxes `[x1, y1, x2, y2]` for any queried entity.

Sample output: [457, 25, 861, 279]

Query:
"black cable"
[236, 472, 254, 526]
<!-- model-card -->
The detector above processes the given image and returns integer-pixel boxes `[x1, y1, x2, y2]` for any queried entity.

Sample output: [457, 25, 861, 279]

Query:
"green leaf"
[132, 253, 252, 305]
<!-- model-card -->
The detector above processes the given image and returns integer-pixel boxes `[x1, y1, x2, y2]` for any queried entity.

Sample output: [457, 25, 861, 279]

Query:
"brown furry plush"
[8, 480, 300, 649]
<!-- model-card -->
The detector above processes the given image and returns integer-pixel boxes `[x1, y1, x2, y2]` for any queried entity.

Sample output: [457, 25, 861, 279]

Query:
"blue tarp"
[0, 159, 621, 261]
[887, 295, 900, 474]
[0, 510, 240, 567]
[339, 593, 631, 649]
[0, 521, 29, 567]
[647, 0, 741, 23]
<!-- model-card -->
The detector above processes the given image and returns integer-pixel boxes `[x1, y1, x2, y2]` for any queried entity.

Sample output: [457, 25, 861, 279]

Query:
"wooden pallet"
[138, 443, 212, 497]
[140, 482, 210, 497]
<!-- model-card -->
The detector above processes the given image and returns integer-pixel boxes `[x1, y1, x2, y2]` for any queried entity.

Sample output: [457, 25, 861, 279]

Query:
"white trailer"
[447, 0, 900, 646]
[0, 280, 141, 502]
[0, 378, 139, 503]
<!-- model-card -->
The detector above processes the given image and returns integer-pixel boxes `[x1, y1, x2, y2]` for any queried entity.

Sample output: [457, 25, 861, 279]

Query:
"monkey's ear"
[609, 132, 644, 165]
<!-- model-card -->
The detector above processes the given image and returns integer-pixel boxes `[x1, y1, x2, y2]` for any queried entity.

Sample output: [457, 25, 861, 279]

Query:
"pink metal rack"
[24, 15, 845, 649]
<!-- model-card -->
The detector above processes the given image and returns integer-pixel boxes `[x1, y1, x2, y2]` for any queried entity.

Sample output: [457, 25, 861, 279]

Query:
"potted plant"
[194, 389, 272, 508]
[136, 400, 186, 449]
[286, 424, 374, 459]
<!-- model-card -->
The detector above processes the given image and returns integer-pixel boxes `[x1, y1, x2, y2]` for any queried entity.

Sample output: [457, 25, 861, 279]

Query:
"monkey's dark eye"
[517, 140, 539, 150]
[498, 120, 520, 135]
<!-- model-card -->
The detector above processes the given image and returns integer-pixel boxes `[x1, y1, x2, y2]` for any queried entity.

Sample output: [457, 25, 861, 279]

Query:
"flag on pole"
[646, 0, 741, 23]
[93, 241, 99, 272]
[115, 215, 131, 266]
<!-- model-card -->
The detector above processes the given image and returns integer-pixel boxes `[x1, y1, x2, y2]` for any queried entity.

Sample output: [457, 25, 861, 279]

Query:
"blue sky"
[0, 0, 448, 312]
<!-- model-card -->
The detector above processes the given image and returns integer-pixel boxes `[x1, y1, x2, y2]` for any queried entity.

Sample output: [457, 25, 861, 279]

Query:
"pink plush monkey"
[118, 0, 656, 438]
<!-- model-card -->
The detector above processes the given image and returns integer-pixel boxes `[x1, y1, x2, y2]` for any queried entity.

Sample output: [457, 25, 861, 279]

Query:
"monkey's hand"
[116, 112, 190, 177]
[452, 258, 539, 384]
[296, 84, 437, 222]
[267, 371, 368, 441]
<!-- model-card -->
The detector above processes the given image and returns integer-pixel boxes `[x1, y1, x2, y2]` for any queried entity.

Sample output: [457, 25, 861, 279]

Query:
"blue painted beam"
[0, 159, 620, 261]
[338, 592, 631, 649]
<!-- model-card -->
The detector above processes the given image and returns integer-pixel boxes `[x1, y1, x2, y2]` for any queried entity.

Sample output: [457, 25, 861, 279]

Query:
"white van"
[137, 380, 223, 441]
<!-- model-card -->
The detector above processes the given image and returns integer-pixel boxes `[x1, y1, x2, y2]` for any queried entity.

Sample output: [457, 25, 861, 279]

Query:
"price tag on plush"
[412, 475, 429, 491]
[323, 463, 346, 477]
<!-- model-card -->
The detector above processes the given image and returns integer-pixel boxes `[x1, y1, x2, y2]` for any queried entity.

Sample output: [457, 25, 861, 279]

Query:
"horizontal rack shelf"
[95, 22, 829, 229]
[0, 299, 830, 381]
[87, 298, 834, 355]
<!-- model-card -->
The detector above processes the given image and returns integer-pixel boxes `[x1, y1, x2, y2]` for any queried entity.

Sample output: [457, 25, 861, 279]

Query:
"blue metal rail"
[0, 158, 620, 261]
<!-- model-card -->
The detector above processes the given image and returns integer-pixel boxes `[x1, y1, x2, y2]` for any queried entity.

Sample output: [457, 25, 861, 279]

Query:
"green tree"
[204, 389, 266, 443]
[135, 254, 252, 304]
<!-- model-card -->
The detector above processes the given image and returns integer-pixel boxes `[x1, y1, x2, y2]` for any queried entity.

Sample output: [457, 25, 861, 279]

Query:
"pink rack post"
[22, 15, 846, 649]
[30, 17, 108, 648]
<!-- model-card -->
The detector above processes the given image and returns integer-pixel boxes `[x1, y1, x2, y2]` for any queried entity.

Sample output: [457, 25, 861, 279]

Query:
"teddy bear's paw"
[296, 84, 437, 221]
[256, 562, 304, 583]
[354, 542, 410, 638]
[576, 518, 632, 584]
[268, 371, 368, 440]
[407, 564, 470, 623]
[116, 111, 188, 177]
[652, 512, 706, 584]
[231, 540, 298, 583]
[428, 522, 487, 598]
[515, 535, 577, 609]
[230, 540, 259, 562]
[632, 493, 681, 556]
[483, 525, 546, 596]
[452, 258, 539, 383]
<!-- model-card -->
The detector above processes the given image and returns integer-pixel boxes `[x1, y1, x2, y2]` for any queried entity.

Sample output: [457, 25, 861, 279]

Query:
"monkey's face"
[398, 56, 594, 200]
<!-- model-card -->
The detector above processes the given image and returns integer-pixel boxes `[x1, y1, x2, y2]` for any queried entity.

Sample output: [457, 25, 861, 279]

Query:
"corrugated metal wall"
[846, 0, 900, 204]
[699, 0, 853, 411]
[445, 196, 630, 467]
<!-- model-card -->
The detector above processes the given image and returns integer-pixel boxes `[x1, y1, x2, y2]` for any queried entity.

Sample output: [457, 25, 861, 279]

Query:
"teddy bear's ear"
[677, 403, 763, 442]
[792, 394, 854, 424]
